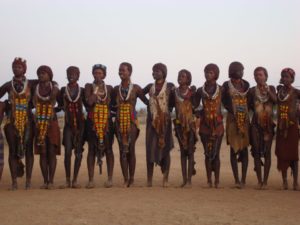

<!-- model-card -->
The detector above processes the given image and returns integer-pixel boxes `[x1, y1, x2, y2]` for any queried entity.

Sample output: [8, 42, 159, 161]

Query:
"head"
[12, 57, 27, 77]
[178, 69, 192, 86]
[280, 67, 295, 86]
[254, 67, 268, 85]
[204, 63, 219, 82]
[92, 64, 106, 82]
[119, 62, 132, 81]
[66, 66, 80, 84]
[152, 63, 167, 81]
[229, 61, 244, 79]
[37, 65, 53, 82]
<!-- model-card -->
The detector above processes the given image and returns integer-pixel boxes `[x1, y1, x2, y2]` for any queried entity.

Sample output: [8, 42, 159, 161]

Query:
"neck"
[206, 80, 216, 86]
[179, 84, 188, 90]
[39, 81, 51, 86]
[13, 75, 25, 81]
[94, 80, 104, 85]
[284, 84, 292, 90]
[68, 82, 78, 88]
[231, 78, 242, 84]
[155, 79, 165, 85]
[121, 79, 130, 87]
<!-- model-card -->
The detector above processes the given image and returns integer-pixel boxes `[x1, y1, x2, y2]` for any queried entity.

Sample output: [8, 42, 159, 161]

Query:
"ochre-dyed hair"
[281, 67, 295, 83]
[66, 66, 80, 76]
[254, 66, 268, 80]
[204, 63, 220, 80]
[120, 62, 132, 75]
[228, 61, 244, 78]
[178, 69, 192, 86]
[12, 57, 27, 73]
[37, 65, 53, 81]
[92, 64, 106, 76]
[152, 63, 167, 79]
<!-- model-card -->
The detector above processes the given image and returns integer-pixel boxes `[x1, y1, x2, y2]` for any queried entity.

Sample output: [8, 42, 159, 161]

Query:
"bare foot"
[214, 182, 219, 189]
[127, 178, 134, 187]
[207, 181, 213, 188]
[162, 178, 169, 188]
[283, 180, 288, 190]
[86, 181, 95, 189]
[47, 183, 55, 190]
[10, 182, 18, 191]
[71, 181, 81, 189]
[25, 180, 31, 190]
[147, 180, 152, 187]
[59, 181, 71, 189]
[255, 182, 263, 190]
[185, 182, 192, 188]
[104, 180, 113, 188]
[180, 181, 187, 188]
[293, 183, 299, 191]
[40, 183, 48, 189]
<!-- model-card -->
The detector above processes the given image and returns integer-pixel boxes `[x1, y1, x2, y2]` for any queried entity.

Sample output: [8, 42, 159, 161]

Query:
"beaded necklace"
[11, 78, 29, 146]
[118, 83, 133, 138]
[35, 83, 54, 146]
[65, 84, 81, 102]
[229, 80, 249, 134]
[255, 85, 269, 103]
[92, 83, 109, 144]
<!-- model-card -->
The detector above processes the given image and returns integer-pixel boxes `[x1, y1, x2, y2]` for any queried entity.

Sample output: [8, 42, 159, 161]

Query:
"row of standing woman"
[0, 58, 299, 191]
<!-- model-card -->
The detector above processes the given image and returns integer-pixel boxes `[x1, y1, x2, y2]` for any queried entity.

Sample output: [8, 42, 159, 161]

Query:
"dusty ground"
[0, 124, 299, 225]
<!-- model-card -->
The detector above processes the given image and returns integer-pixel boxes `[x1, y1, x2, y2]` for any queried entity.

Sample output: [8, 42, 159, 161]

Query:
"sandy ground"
[0, 124, 299, 225]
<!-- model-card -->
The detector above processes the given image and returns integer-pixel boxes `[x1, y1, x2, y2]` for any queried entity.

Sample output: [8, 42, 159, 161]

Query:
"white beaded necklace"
[36, 82, 53, 101]
[255, 85, 269, 103]
[119, 81, 133, 101]
[65, 84, 81, 103]
[11, 78, 28, 95]
[175, 87, 189, 102]
[278, 87, 292, 102]
[93, 82, 107, 102]
[229, 80, 249, 97]
[202, 83, 219, 100]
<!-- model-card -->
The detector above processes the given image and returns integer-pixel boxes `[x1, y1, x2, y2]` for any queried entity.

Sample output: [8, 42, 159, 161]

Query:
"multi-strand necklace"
[35, 82, 53, 146]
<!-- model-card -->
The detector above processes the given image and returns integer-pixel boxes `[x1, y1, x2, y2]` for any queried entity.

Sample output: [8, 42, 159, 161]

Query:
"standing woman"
[113, 62, 148, 187]
[248, 67, 276, 189]
[58, 66, 86, 188]
[144, 63, 175, 187]
[0, 101, 5, 182]
[84, 64, 114, 188]
[195, 64, 224, 188]
[173, 69, 197, 187]
[0, 57, 37, 190]
[275, 68, 300, 190]
[34, 65, 60, 189]
[222, 61, 250, 188]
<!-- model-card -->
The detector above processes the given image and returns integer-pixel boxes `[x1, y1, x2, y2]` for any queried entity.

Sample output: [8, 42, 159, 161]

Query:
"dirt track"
[0, 125, 299, 225]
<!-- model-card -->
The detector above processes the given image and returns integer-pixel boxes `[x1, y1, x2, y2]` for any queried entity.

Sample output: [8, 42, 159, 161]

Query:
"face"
[93, 68, 105, 82]
[13, 64, 25, 77]
[67, 71, 79, 84]
[254, 70, 267, 85]
[152, 68, 164, 81]
[231, 69, 244, 79]
[280, 72, 293, 86]
[178, 72, 189, 86]
[205, 70, 216, 82]
[38, 71, 50, 82]
[119, 64, 131, 81]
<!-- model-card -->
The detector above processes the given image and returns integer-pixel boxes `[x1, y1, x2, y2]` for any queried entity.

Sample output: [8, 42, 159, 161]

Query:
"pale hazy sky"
[1, 0, 299, 96]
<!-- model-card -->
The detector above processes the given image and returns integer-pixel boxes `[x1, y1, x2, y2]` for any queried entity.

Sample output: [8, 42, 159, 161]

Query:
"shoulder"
[269, 85, 276, 93]
[84, 83, 93, 89]
[242, 79, 250, 89]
